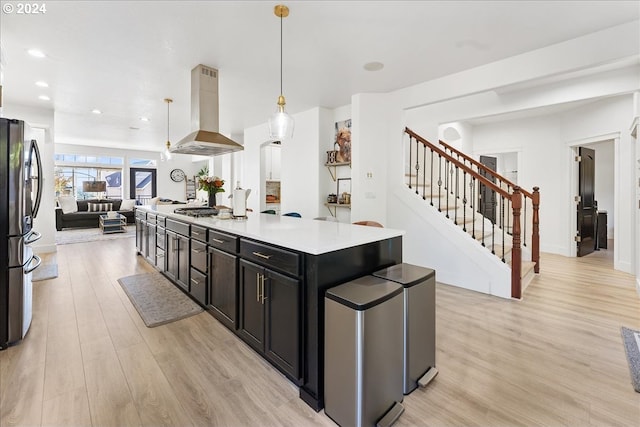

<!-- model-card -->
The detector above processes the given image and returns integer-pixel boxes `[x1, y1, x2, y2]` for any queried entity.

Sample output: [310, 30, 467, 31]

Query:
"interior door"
[577, 147, 596, 257]
[129, 168, 157, 205]
[478, 155, 497, 224]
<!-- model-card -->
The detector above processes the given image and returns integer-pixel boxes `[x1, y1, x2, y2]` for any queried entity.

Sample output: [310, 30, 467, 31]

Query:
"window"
[55, 153, 125, 199]
[129, 158, 157, 167]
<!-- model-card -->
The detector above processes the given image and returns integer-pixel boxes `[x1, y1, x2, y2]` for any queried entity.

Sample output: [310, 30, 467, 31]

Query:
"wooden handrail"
[438, 139, 533, 199]
[405, 127, 510, 199]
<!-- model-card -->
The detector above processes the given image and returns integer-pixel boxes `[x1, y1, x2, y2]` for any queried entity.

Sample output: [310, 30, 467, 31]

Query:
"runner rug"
[117, 272, 203, 328]
[620, 326, 640, 393]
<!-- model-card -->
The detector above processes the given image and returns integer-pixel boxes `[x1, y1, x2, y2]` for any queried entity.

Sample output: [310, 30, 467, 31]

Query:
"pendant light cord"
[167, 100, 170, 141]
[280, 12, 283, 97]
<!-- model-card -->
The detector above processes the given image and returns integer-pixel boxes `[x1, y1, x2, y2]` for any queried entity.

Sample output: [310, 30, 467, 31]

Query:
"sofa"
[56, 198, 136, 231]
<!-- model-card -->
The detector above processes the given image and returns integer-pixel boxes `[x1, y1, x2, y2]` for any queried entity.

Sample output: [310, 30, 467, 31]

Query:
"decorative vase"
[208, 190, 217, 208]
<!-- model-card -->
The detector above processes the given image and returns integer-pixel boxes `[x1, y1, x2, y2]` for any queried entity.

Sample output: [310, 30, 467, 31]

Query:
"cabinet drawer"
[156, 226, 165, 249]
[191, 240, 207, 272]
[166, 218, 190, 236]
[190, 268, 207, 306]
[156, 216, 166, 227]
[135, 210, 146, 220]
[190, 225, 207, 243]
[208, 230, 238, 254]
[240, 239, 300, 277]
[147, 213, 157, 224]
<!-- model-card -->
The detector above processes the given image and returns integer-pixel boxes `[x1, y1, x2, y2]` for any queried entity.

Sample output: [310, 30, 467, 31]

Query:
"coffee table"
[99, 213, 126, 234]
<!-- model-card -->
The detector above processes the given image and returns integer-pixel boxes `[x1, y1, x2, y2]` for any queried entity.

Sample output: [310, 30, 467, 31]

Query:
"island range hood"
[171, 65, 244, 156]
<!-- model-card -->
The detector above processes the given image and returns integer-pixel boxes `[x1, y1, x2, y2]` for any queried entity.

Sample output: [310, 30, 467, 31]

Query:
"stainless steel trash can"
[325, 275, 404, 427]
[373, 263, 437, 394]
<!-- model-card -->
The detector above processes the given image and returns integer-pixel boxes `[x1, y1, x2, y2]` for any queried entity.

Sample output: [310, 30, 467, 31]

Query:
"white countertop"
[137, 205, 404, 255]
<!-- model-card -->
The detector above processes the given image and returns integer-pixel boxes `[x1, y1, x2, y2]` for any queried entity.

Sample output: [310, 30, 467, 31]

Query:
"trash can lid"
[372, 263, 435, 288]
[325, 275, 403, 311]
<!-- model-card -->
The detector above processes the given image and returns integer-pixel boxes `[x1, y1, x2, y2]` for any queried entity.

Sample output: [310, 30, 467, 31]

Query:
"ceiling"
[1, 1, 638, 152]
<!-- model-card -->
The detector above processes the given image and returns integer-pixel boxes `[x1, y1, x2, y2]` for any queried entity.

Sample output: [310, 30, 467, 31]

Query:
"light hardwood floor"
[1, 237, 639, 426]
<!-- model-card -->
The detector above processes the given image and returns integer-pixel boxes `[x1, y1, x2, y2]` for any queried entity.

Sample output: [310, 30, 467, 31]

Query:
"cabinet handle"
[211, 238, 225, 244]
[157, 253, 164, 258]
[261, 275, 268, 304]
[192, 249, 204, 254]
[191, 278, 199, 285]
[252, 251, 272, 260]
[256, 273, 261, 302]
[192, 231, 202, 235]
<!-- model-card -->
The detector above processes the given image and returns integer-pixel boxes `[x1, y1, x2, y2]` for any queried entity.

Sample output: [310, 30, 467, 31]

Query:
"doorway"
[569, 137, 616, 264]
[129, 168, 157, 205]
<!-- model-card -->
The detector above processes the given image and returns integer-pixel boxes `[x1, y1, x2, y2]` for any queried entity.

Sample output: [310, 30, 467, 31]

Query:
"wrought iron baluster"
[430, 149, 434, 206]
[480, 190, 485, 247]
[422, 144, 426, 199]
[507, 184, 512, 235]
[454, 166, 459, 224]
[491, 191, 496, 255]
[471, 178, 476, 239]
[445, 159, 450, 218]
[501, 195, 506, 262]
[462, 171, 467, 232]
[414, 138, 420, 195]
[437, 154, 443, 212]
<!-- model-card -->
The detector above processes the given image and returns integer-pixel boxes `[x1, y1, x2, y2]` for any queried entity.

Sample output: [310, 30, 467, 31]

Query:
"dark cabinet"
[239, 258, 300, 383]
[166, 230, 190, 291]
[146, 223, 156, 264]
[208, 247, 238, 330]
[156, 226, 166, 271]
[190, 239, 208, 304]
[190, 268, 207, 305]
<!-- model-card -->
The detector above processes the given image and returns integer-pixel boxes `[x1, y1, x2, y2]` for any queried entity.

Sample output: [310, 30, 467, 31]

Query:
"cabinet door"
[190, 268, 207, 306]
[135, 219, 144, 253]
[166, 231, 179, 283]
[176, 234, 190, 291]
[146, 223, 156, 264]
[208, 248, 238, 330]
[265, 268, 300, 381]
[239, 259, 264, 350]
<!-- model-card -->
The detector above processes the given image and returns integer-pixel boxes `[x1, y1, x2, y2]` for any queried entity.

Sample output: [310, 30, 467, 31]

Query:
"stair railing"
[405, 127, 540, 299]
[438, 139, 540, 274]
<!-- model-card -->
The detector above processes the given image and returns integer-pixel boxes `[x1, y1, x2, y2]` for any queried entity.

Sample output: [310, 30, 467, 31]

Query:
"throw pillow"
[88, 202, 113, 212]
[57, 195, 78, 214]
[148, 197, 160, 206]
[119, 199, 136, 211]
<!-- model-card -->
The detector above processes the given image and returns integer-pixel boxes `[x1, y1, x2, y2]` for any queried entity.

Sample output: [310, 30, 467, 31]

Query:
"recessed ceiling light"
[139, 117, 150, 122]
[91, 109, 102, 114]
[363, 61, 384, 72]
[27, 49, 46, 58]
[35, 81, 49, 88]
[129, 126, 140, 130]
[38, 95, 50, 101]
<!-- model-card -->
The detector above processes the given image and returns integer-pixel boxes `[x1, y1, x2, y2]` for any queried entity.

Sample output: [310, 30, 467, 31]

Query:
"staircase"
[404, 128, 540, 299]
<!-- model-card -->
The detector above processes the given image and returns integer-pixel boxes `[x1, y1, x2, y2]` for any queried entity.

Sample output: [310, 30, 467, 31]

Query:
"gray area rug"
[32, 263, 58, 282]
[56, 225, 135, 245]
[118, 272, 203, 328]
[621, 326, 640, 393]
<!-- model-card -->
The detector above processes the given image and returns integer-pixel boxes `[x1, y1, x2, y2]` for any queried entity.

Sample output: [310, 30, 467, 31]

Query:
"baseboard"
[33, 244, 57, 254]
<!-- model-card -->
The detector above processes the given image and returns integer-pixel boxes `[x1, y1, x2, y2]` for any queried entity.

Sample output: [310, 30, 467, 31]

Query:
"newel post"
[511, 187, 522, 299]
[532, 186, 540, 273]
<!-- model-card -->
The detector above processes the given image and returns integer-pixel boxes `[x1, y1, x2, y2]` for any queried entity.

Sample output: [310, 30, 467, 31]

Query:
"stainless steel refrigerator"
[0, 117, 43, 349]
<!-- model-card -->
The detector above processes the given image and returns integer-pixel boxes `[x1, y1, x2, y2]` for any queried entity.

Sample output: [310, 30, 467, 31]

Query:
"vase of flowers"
[199, 176, 225, 207]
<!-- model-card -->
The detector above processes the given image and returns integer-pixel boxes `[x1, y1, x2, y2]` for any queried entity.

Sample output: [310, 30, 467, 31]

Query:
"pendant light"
[268, 4, 294, 140]
[163, 98, 173, 160]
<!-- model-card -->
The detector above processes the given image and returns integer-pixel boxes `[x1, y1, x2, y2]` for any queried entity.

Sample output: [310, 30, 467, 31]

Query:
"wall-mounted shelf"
[324, 202, 351, 217]
[324, 162, 351, 181]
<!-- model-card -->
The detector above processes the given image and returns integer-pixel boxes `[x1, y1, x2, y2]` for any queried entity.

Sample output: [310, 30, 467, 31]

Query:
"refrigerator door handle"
[24, 255, 41, 274]
[24, 230, 41, 245]
[29, 140, 43, 218]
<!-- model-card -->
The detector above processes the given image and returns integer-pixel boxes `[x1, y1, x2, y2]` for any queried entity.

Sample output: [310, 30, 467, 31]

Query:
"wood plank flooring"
[1, 237, 638, 426]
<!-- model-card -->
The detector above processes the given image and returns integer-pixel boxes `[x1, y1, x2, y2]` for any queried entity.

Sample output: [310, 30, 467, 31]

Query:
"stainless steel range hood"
[171, 65, 244, 156]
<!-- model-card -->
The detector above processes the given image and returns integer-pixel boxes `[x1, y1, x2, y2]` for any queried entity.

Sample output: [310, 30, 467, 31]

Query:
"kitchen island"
[134, 205, 403, 411]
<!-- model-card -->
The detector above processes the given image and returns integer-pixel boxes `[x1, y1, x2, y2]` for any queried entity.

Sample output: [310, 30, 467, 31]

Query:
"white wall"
[2, 105, 56, 254]
[55, 143, 207, 202]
